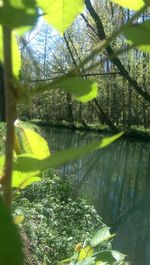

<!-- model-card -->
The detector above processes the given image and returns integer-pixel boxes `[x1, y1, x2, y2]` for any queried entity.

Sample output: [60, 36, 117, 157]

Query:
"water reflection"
[41, 127, 150, 265]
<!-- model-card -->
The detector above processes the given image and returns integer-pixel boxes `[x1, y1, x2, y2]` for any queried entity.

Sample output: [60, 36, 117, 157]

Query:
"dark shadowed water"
[41, 126, 150, 265]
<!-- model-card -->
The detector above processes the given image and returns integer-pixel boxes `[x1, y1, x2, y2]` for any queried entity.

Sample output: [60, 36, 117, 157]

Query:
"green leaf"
[95, 261, 108, 265]
[90, 227, 115, 247]
[12, 31, 21, 77]
[0, 156, 41, 189]
[14, 132, 123, 173]
[36, 0, 84, 34]
[111, 0, 149, 10]
[123, 20, 150, 53]
[0, 26, 21, 77]
[19, 128, 51, 159]
[0, 197, 24, 265]
[13, 215, 24, 225]
[0, 0, 38, 31]
[59, 252, 78, 264]
[0, 155, 4, 176]
[41, 261, 47, 265]
[76, 257, 95, 265]
[78, 246, 94, 261]
[59, 77, 98, 103]
[95, 250, 126, 263]
[12, 170, 41, 189]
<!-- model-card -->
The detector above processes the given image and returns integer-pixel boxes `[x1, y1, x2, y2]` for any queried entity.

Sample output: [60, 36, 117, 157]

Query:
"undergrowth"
[12, 172, 113, 265]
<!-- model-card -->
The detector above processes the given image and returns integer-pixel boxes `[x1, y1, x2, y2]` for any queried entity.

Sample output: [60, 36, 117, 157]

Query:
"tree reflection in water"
[41, 127, 150, 265]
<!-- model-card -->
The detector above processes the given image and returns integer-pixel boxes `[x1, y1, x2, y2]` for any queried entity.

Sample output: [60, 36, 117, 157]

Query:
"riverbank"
[30, 120, 150, 142]
[0, 121, 128, 264]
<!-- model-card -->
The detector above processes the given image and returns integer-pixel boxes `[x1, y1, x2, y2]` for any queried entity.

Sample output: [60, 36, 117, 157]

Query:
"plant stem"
[2, 25, 17, 209]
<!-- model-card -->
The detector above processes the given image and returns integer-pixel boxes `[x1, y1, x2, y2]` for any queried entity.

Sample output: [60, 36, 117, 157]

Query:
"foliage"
[111, 0, 148, 11]
[60, 226, 127, 265]
[12, 175, 106, 265]
[12, 174, 128, 265]
[0, 0, 150, 264]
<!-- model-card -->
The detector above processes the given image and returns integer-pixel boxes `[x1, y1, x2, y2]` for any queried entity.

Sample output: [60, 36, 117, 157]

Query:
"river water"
[40, 126, 150, 265]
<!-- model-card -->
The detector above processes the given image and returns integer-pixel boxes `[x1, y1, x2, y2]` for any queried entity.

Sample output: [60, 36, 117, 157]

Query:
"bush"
[13, 172, 129, 265]
[12, 172, 107, 264]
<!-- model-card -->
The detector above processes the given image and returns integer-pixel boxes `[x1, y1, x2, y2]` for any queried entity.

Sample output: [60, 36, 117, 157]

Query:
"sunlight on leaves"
[36, 0, 84, 34]
[111, 0, 149, 10]
[0, 155, 4, 176]
[18, 128, 51, 159]
[12, 170, 41, 189]
[0, 26, 21, 77]
[0, 156, 41, 189]
[0, 0, 3, 7]
[12, 31, 21, 77]
[78, 246, 94, 261]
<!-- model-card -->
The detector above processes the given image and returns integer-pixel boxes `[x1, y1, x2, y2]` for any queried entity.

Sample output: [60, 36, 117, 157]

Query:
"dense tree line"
[19, 0, 150, 131]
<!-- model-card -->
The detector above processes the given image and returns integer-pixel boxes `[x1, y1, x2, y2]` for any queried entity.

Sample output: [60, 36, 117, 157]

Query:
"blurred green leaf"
[123, 20, 150, 52]
[0, 0, 37, 32]
[36, 0, 84, 34]
[0, 156, 41, 189]
[59, 252, 78, 264]
[0, 197, 24, 265]
[14, 132, 123, 173]
[111, 0, 149, 10]
[0, 26, 21, 77]
[12, 31, 21, 77]
[90, 227, 115, 247]
[95, 250, 126, 263]
[76, 257, 95, 265]
[0, 155, 4, 176]
[95, 261, 108, 265]
[59, 77, 98, 103]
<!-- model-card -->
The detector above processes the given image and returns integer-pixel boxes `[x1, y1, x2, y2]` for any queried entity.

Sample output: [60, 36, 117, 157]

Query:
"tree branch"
[85, 0, 150, 103]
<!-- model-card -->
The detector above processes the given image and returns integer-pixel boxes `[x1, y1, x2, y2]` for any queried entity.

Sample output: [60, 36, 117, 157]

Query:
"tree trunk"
[85, 0, 150, 103]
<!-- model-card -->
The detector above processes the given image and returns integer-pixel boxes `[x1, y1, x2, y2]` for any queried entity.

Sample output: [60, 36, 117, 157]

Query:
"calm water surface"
[41, 127, 150, 265]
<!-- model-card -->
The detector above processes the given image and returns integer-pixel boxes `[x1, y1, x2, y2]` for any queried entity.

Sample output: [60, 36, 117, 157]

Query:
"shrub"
[12, 173, 109, 265]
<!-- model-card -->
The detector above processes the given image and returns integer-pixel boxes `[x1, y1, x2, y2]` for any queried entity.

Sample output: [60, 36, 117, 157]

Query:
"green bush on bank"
[13, 173, 105, 264]
[12, 172, 127, 265]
